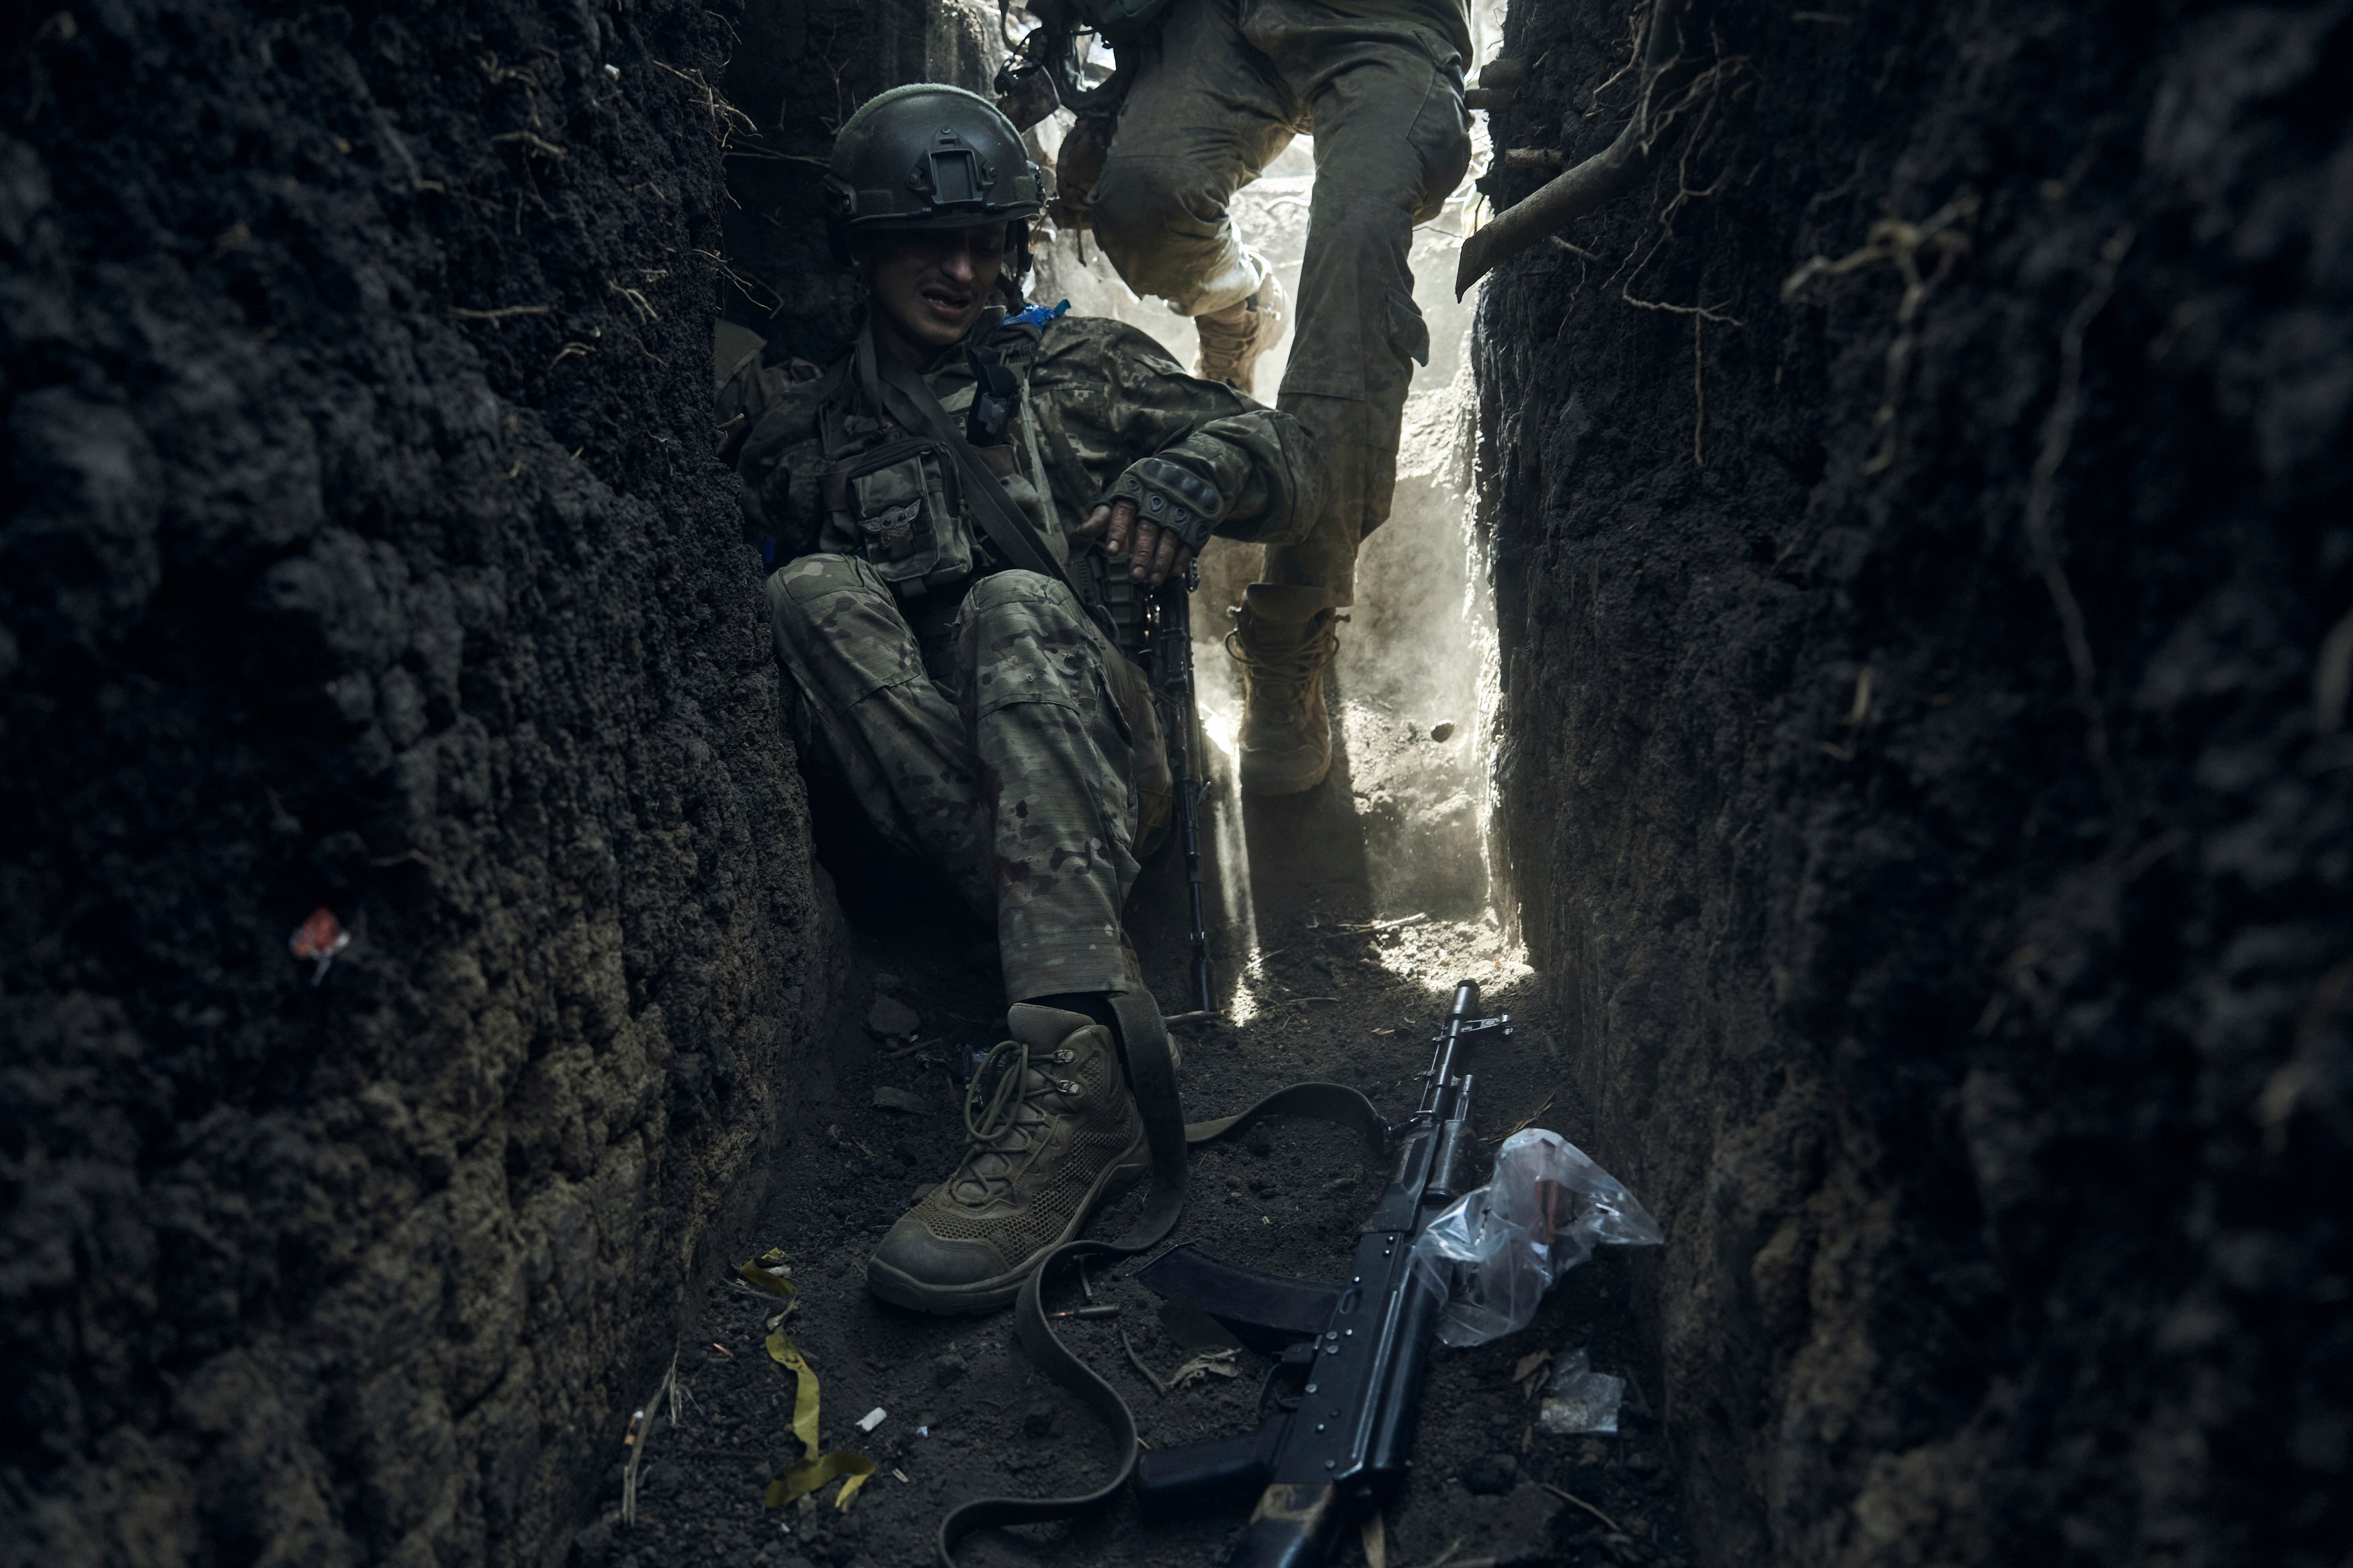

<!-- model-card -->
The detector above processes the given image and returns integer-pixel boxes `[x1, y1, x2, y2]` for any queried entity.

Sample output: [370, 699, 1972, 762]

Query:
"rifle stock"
[1233, 1483, 1344, 1568]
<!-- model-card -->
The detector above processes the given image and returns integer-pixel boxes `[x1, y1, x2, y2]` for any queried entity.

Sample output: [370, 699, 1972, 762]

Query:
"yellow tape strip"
[767, 1327, 826, 1466]
[737, 1251, 876, 1512]
[737, 1249, 800, 1307]
[766, 1449, 879, 1512]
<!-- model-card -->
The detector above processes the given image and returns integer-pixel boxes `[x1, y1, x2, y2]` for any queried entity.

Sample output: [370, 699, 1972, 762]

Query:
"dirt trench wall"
[0, 3, 885, 1562]
[1476, 1, 2350, 1565]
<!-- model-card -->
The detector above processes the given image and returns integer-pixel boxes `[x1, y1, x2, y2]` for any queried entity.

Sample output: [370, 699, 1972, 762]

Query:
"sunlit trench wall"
[1476, 1, 2350, 1565]
[0, 0, 971, 1558]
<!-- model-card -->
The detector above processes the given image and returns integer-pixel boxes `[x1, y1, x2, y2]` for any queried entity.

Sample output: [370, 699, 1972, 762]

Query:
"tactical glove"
[1100, 456, 1225, 552]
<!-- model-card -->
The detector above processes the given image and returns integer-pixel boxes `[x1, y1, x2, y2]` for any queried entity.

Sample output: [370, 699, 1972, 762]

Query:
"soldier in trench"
[717, 84, 1320, 1314]
[1054, 0, 1474, 795]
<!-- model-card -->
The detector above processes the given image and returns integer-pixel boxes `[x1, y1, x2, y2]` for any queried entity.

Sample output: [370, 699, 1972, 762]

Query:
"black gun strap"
[866, 339, 1076, 590]
[1181, 1081, 1390, 1151]
[1035, 416, 1100, 521]
[936, 1072, 1389, 1568]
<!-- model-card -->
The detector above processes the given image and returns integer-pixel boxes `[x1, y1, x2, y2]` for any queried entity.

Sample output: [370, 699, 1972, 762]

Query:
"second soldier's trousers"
[1091, 0, 1473, 606]
[767, 556, 1154, 1002]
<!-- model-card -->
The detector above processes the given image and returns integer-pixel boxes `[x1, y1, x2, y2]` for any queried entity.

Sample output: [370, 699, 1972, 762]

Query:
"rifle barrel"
[1415, 980, 1482, 1123]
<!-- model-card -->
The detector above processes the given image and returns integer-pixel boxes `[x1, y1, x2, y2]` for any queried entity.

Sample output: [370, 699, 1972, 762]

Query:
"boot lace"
[948, 1040, 1080, 1206]
[1225, 618, 1337, 725]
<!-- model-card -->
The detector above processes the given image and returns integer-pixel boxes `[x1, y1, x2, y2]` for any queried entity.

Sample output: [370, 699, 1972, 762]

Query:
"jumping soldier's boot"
[866, 1003, 1149, 1315]
[1227, 584, 1340, 796]
[1193, 273, 1290, 398]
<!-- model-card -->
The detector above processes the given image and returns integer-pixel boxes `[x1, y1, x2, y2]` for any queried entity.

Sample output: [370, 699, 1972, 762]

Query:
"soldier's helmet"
[824, 83, 1045, 236]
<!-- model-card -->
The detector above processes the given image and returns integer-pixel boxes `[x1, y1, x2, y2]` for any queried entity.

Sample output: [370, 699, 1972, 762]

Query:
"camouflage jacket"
[717, 307, 1319, 642]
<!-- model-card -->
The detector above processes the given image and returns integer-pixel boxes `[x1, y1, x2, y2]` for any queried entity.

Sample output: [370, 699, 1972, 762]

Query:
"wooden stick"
[1455, 0, 1700, 295]
[1538, 1481, 1625, 1534]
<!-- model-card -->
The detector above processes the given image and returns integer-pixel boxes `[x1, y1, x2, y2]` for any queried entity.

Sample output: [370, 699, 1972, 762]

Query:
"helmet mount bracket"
[923, 145, 983, 208]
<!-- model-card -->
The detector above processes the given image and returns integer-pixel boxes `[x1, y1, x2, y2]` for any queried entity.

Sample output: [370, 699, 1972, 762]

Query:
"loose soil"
[587, 777, 1693, 1568]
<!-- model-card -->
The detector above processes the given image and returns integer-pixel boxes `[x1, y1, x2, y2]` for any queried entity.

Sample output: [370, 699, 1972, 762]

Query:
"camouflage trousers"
[1092, 0, 1472, 606]
[768, 555, 1156, 1001]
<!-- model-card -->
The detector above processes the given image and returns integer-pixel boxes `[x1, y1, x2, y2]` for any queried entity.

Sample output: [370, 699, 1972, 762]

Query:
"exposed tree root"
[1455, 0, 1712, 294]
[1602, 44, 1749, 465]
[2021, 226, 2135, 830]
[1782, 194, 1977, 472]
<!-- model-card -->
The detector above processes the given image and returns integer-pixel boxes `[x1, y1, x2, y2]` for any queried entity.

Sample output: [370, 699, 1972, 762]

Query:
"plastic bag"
[1408, 1128, 1664, 1348]
[1537, 1348, 1624, 1434]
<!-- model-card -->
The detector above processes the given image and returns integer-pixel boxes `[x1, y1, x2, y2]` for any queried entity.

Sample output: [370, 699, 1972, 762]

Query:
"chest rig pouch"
[816, 418, 978, 598]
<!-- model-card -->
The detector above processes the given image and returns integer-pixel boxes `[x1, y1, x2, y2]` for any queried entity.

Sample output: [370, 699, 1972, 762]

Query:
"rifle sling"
[865, 337, 1080, 593]
[936, 1071, 1390, 1567]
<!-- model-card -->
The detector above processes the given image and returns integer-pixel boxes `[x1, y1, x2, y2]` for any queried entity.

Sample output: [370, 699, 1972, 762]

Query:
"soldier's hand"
[1080, 499, 1195, 588]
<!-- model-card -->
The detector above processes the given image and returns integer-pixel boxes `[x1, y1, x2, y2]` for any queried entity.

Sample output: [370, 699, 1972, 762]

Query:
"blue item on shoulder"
[1004, 299, 1072, 329]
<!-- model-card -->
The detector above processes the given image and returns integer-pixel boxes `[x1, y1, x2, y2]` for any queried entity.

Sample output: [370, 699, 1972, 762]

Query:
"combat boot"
[866, 1004, 1148, 1315]
[1227, 585, 1339, 796]
[1194, 273, 1289, 398]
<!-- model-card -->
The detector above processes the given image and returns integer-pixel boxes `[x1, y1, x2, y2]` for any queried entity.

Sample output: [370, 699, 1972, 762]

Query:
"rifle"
[1144, 567, 1215, 1019]
[1129, 981, 1513, 1564]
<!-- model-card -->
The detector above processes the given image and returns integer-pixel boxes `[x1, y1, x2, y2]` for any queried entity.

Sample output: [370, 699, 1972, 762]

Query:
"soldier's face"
[864, 224, 1009, 358]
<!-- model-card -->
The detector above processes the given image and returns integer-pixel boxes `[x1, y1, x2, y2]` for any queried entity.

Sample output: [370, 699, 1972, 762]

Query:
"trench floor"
[582, 751, 1691, 1568]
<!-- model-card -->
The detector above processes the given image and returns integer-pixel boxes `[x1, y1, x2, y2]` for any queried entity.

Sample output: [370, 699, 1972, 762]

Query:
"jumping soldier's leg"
[1262, 19, 1470, 597]
[1228, 9, 1472, 793]
[764, 553, 993, 917]
[1092, 0, 1297, 388]
[866, 569, 1154, 1316]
